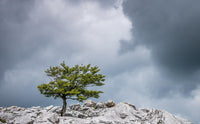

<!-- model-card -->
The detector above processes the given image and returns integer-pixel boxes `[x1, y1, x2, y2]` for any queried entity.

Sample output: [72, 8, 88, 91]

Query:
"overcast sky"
[0, 0, 200, 123]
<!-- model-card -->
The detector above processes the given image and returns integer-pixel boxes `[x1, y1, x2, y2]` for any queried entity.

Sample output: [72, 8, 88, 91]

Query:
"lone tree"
[37, 62, 105, 116]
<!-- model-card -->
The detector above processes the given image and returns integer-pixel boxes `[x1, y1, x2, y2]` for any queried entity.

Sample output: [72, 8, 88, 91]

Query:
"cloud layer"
[0, 0, 200, 123]
[122, 0, 200, 94]
[0, 0, 132, 106]
[121, 0, 200, 122]
[122, 0, 200, 75]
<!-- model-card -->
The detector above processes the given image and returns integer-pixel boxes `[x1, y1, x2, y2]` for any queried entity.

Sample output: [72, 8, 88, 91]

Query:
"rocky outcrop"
[105, 100, 115, 108]
[0, 100, 193, 124]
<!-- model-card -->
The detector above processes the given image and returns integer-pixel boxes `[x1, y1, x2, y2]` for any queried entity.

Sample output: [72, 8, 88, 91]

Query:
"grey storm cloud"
[0, 0, 132, 107]
[0, 0, 118, 85]
[0, 0, 36, 82]
[68, 0, 117, 8]
[121, 0, 200, 96]
[122, 0, 200, 74]
[1, 0, 200, 123]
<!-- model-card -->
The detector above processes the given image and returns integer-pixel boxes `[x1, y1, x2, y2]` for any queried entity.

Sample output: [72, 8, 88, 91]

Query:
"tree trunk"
[61, 97, 67, 116]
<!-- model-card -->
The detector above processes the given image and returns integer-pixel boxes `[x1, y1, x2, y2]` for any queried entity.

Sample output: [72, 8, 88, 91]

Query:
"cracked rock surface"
[0, 100, 193, 124]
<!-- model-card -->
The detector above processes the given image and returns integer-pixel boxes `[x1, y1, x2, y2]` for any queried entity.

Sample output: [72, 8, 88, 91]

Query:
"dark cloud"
[96, 0, 118, 8]
[0, 0, 132, 107]
[122, 0, 200, 74]
[0, 0, 36, 83]
[68, 0, 118, 8]
[0, 0, 33, 23]
[0, 0, 199, 123]
[0, 0, 119, 86]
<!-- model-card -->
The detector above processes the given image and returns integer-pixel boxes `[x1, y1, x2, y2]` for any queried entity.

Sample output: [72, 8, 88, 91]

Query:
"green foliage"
[38, 62, 105, 102]
[0, 118, 6, 123]
[36, 112, 41, 116]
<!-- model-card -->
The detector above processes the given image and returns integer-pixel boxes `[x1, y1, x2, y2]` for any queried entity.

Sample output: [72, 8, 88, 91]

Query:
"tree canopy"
[37, 62, 105, 116]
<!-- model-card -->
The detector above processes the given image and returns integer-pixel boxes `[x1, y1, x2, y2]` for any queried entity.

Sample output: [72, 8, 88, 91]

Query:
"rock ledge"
[0, 100, 193, 124]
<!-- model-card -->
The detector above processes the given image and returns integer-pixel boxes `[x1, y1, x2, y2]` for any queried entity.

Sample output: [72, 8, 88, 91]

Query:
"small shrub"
[36, 112, 41, 116]
[0, 118, 6, 123]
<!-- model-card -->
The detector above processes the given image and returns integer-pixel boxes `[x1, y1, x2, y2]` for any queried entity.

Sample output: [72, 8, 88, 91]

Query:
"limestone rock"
[69, 104, 81, 111]
[119, 113, 128, 119]
[49, 106, 62, 113]
[0, 101, 193, 124]
[48, 113, 59, 124]
[65, 112, 73, 117]
[44, 105, 54, 112]
[96, 102, 105, 109]
[124, 102, 137, 110]
[84, 100, 96, 107]
[79, 106, 90, 112]
[105, 100, 115, 107]
[84, 108, 100, 117]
